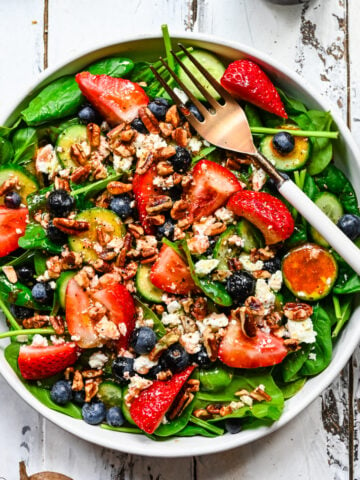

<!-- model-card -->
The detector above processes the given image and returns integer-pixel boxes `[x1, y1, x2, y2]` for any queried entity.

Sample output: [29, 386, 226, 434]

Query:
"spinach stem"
[152, 47, 193, 70]
[250, 126, 338, 139]
[0, 296, 21, 330]
[71, 173, 121, 197]
[191, 146, 216, 165]
[0, 250, 34, 269]
[332, 297, 352, 338]
[161, 24, 175, 71]
[101, 424, 142, 434]
[0, 327, 55, 340]
[332, 295, 341, 320]
[190, 415, 224, 435]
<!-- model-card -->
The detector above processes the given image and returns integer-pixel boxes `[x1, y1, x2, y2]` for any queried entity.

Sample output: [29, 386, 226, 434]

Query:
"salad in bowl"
[0, 28, 359, 443]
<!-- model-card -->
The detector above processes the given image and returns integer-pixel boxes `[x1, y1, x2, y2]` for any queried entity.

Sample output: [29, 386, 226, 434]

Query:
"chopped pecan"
[64, 367, 74, 380]
[140, 254, 158, 264]
[172, 127, 188, 147]
[205, 222, 227, 236]
[99, 250, 118, 261]
[180, 315, 197, 333]
[120, 129, 136, 142]
[177, 218, 192, 230]
[252, 270, 272, 279]
[244, 296, 265, 317]
[165, 105, 181, 128]
[212, 269, 231, 282]
[72, 370, 84, 391]
[95, 191, 111, 208]
[154, 304, 165, 315]
[116, 232, 132, 267]
[181, 174, 193, 190]
[203, 327, 219, 361]
[121, 261, 138, 280]
[139, 107, 160, 134]
[257, 246, 276, 261]
[92, 259, 113, 273]
[191, 297, 208, 321]
[0, 175, 20, 197]
[106, 181, 133, 195]
[228, 258, 243, 271]
[87, 123, 101, 148]
[49, 315, 65, 335]
[2, 266, 17, 283]
[22, 315, 49, 329]
[70, 165, 91, 184]
[168, 391, 194, 420]
[159, 121, 174, 137]
[156, 369, 173, 380]
[70, 143, 88, 165]
[283, 338, 300, 350]
[266, 311, 282, 328]
[84, 379, 100, 402]
[52, 218, 89, 235]
[155, 145, 176, 161]
[127, 224, 144, 238]
[149, 332, 180, 361]
[135, 152, 154, 175]
[156, 160, 174, 176]
[107, 122, 126, 140]
[193, 408, 212, 419]
[226, 158, 242, 171]
[170, 199, 190, 220]
[147, 214, 165, 226]
[219, 405, 233, 417]
[146, 195, 172, 214]
[283, 302, 313, 321]
[206, 404, 221, 415]
[88, 302, 107, 321]
[61, 249, 83, 270]
[54, 177, 70, 191]
[82, 369, 103, 379]
[250, 386, 272, 402]
[96, 225, 112, 247]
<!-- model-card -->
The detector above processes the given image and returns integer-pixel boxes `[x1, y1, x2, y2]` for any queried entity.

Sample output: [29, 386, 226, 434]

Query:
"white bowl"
[1, 33, 359, 458]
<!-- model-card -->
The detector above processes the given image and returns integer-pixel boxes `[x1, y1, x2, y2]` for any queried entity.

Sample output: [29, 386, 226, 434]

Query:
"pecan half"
[139, 107, 160, 134]
[191, 297, 208, 321]
[172, 127, 188, 147]
[159, 121, 174, 137]
[87, 123, 101, 148]
[127, 224, 144, 238]
[54, 177, 70, 191]
[156, 161, 174, 176]
[106, 181, 133, 195]
[84, 379, 100, 402]
[0, 175, 20, 197]
[135, 152, 154, 175]
[170, 199, 190, 220]
[52, 218, 90, 235]
[22, 315, 49, 329]
[107, 122, 126, 140]
[244, 296, 265, 317]
[147, 214, 165, 226]
[283, 302, 313, 321]
[165, 105, 181, 128]
[146, 195, 172, 214]
[70, 165, 91, 184]
[70, 143, 88, 165]
[72, 370, 84, 391]
[116, 232, 132, 267]
[49, 315, 65, 335]
[82, 369, 103, 379]
[155, 145, 176, 161]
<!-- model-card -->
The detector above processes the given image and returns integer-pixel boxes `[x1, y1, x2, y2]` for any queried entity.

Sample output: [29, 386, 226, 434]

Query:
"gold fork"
[150, 44, 360, 274]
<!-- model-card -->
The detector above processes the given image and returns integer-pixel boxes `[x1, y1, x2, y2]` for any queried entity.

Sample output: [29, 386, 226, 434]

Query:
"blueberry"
[16, 265, 35, 284]
[112, 356, 135, 384]
[131, 117, 148, 134]
[78, 105, 98, 124]
[263, 257, 282, 274]
[82, 401, 106, 425]
[156, 220, 175, 241]
[32, 282, 53, 304]
[162, 343, 189, 373]
[109, 195, 133, 220]
[10, 304, 34, 320]
[225, 271, 256, 304]
[224, 418, 243, 434]
[147, 362, 164, 380]
[47, 189, 74, 217]
[130, 327, 157, 355]
[106, 406, 125, 427]
[50, 380, 72, 405]
[73, 390, 86, 405]
[168, 146, 192, 173]
[46, 221, 68, 245]
[167, 185, 183, 201]
[337, 214, 360, 241]
[148, 97, 169, 121]
[205, 237, 217, 256]
[188, 103, 204, 122]
[4, 191, 21, 209]
[192, 346, 211, 369]
[272, 132, 295, 155]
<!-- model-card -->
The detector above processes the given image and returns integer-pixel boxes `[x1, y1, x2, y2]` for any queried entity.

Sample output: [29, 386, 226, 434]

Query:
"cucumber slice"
[259, 125, 311, 172]
[56, 271, 76, 309]
[136, 264, 164, 303]
[236, 219, 264, 253]
[121, 387, 136, 425]
[0, 165, 38, 205]
[68, 207, 126, 263]
[56, 124, 88, 169]
[178, 50, 225, 102]
[97, 381, 122, 408]
[34, 252, 48, 276]
[213, 225, 238, 271]
[310, 192, 344, 247]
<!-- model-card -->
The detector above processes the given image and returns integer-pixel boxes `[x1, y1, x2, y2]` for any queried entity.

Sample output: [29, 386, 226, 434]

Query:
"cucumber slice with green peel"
[136, 264, 164, 303]
[97, 381, 122, 408]
[34, 252, 48, 276]
[213, 225, 238, 271]
[236, 219, 264, 253]
[68, 207, 126, 263]
[0, 165, 38, 205]
[259, 125, 311, 172]
[56, 124, 88, 169]
[56, 270, 76, 309]
[122, 387, 136, 425]
[310, 192, 344, 247]
[178, 50, 226, 102]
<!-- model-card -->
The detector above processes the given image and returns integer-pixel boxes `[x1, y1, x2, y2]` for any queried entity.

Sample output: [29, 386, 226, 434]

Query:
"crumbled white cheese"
[161, 312, 181, 326]
[240, 253, 264, 272]
[308, 352, 317, 361]
[181, 331, 201, 354]
[134, 355, 158, 374]
[255, 279, 275, 310]
[133, 133, 167, 160]
[252, 167, 267, 191]
[95, 316, 120, 340]
[188, 137, 203, 153]
[113, 155, 134, 173]
[88, 351, 108, 369]
[167, 300, 182, 314]
[194, 258, 219, 277]
[35, 144, 61, 179]
[240, 395, 253, 407]
[71, 335, 80, 342]
[16, 335, 29, 343]
[50, 335, 65, 345]
[214, 207, 235, 224]
[227, 235, 244, 248]
[203, 313, 229, 329]
[31, 334, 48, 347]
[230, 401, 245, 411]
[125, 375, 153, 406]
[268, 270, 283, 292]
[286, 318, 317, 344]
[173, 87, 189, 105]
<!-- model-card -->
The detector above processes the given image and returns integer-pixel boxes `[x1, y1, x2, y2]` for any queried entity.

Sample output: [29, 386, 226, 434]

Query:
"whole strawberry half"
[0, 207, 28, 257]
[221, 60, 287, 118]
[133, 165, 159, 235]
[227, 190, 294, 244]
[18, 343, 78, 380]
[130, 366, 195, 434]
[75, 72, 149, 125]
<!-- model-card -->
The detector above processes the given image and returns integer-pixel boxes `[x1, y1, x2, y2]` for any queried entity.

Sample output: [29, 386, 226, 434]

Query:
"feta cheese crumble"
[255, 279, 275, 310]
[214, 207, 235, 224]
[161, 312, 181, 326]
[268, 270, 283, 292]
[286, 318, 317, 344]
[31, 334, 49, 347]
[203, 312, 229, 329]
[240, 253, 264, 272]
[134, 355, 158, 374]
[181, 331, 201, 354]
[194, 258, 219, 277]
[88, 351, 108, 369]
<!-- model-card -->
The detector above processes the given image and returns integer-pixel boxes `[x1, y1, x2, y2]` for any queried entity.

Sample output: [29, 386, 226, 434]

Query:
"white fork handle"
[278, 179, 360, 275]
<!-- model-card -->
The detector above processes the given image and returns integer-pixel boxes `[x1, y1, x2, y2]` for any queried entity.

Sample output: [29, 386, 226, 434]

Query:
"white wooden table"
[0, 0, 359, 478]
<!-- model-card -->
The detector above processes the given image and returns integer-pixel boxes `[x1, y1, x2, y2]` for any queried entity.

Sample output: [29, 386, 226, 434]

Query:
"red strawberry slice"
[75, 72, 149, 125]
[227, 190, 294, 244]
[92, 283, 135, 349]
[133, 165, 159, 235]
[130, 366, 195, 434]
[218, 320, 287, 369]
[66, 278, 102, 349]
[18, 342, 78, 380]
[186, 160, 242, 221]
[221, 60, 288, 118]
[150, 244, 196, 295]
[0, 207, 28, 257]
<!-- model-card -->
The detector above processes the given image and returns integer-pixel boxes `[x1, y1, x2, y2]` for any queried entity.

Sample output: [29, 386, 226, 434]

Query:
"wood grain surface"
[0, 0, 358, 478]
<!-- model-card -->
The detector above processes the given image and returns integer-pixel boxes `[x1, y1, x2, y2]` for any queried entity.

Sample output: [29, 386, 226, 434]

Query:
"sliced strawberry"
[150, 244, 196, 295]
[0, 207, 27, 257]
[221, 60, 288, 118]
[133, 165, 159, 234]
[218, 320, 287, 369]
[65, 279, 101, 349]
[18, 342, 78, 380]
[92, 283, 135, 349]
[130, 366, 195, 434]
[186, 160, 242, 221]
[75, 72, 149, 125]
[227, 190, 294, 244]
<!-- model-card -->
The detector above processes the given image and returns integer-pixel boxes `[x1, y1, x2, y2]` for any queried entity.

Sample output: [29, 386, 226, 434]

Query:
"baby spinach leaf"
[303, 172, 319, 200]
[0, 137, 14, 163]
[176, 425, 219, 438]
[244, 104, 263, 127]
[332, 295, 352, 338]
[284, 224, 308, 249]
[277, 88, 307, 116]
[281, 344, 311, 383]
[18, 223, 63, 254]
[0, 275, 45, 310]
[12, 127, 37, 164]
[89, 57, 134, 77]
[276, 377, 307, 399]
[333, 263, 360, 294]
[154, 395, 196, 437]
[134, 297, 166, 338]
[0, 118, 22, 138]
[27, 186, 53, 215]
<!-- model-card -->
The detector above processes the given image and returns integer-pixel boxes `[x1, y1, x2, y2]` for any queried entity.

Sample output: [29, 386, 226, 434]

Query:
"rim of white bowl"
[0, 32, 359, 458]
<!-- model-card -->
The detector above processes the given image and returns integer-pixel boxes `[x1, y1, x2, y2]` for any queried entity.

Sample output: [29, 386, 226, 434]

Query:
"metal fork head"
[150, 43, 257, 154]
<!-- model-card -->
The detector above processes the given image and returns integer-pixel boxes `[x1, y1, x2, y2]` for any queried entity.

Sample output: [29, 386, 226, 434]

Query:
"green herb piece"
[18, 223, 63, 254]
[71, 172, 122, 198]
[12, 127, 37, 164]
[0, 250, 34, 268]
